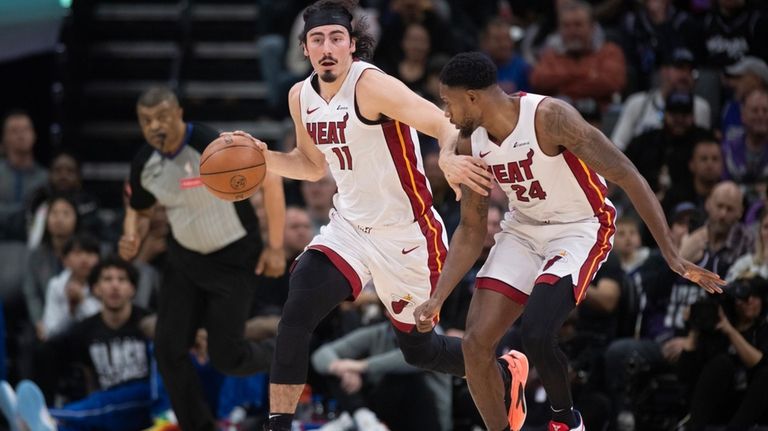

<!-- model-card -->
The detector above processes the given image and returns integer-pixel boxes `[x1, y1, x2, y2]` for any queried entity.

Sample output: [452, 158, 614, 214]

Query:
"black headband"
[303, 10, 353, 35]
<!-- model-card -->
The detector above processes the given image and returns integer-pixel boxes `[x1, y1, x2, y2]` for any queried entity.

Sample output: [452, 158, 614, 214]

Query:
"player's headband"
[303, 9, 353, 35]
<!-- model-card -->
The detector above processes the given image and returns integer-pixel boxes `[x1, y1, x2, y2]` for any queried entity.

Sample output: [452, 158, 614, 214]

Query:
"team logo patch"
[390, 294, 413, 314]
[230, 175, 247, 190]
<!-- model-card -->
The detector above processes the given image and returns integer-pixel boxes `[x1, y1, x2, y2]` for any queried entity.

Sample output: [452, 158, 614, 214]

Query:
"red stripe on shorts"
[307, 245, 363, 298]
[475, 277, 528, 305]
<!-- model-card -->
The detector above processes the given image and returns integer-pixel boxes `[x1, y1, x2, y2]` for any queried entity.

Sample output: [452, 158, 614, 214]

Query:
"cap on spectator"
[665, 90, 694, 114]
[663, 47, 695, 68]
[671, 201, 698, 223]
[725, 56, 768, 86]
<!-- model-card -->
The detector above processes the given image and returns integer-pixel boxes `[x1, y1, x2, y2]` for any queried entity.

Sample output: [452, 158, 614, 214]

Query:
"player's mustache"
[320, 56, 337, 65]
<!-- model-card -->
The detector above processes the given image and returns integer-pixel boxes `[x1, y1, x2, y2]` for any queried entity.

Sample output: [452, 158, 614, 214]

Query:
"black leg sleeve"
[270, 250, 353, 384]
[394, 326, 465, 377]
[520, 276, 577, 411]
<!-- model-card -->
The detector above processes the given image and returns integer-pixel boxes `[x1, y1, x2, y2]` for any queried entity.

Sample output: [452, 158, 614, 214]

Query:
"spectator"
[721, 56, 768, 142]
[613, 215, 651, 275]
[0, 110, 47, 241]
[300, 172, 337, 233]
[620, 0, 704, 91]
[23, 195, 79, 342]
[726, 209, 768, 282]
[701, 0, 768, 67]
[374, 0, 454, 70]
[27, 151, 100, 249]
[604, 182, 751, 428]
[722, 88, 768, 196]
[132, 205, 168, 311]
[40, 234, 101, 339]
[381, 23, 432, 95]
[6, 258, 162, 431]
[284, 206, 314, 261]
[530, 1, 626, 109]
[661, 137, 723, 218]
[311, 321, 451, 431]
[611, 48, 711, 151]
[624, 91, 712, 193]
[480, 17, 530, 94]
[678, 278, 768, 429]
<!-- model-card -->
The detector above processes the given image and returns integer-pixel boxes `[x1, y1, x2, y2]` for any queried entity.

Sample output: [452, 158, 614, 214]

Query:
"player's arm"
[256, 83, 328, 181]
[414, 137, 490, 332]
[356, 70, 491, 198]
[535, 98, 725, 294]
[256, 171, 287, 277]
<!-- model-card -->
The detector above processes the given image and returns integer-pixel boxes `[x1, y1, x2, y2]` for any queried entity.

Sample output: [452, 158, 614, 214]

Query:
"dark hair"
[62, 233, 100, 257]
[2, 109, 32, 131]
[440, 52, 498, 90]
[299, 0, 375, 61]
[50, 149, 82, 173]
[137, 86, 179, 108]
[42, 193, 80, 245]
[88, 256, 138, 288]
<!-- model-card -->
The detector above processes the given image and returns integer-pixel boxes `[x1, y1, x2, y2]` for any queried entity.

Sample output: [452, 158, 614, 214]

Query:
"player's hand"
[413, 297, 443, 333]
[438, 152, 491, 200]
[223, 131, 270, 159]
[255, 246, 286, 277]
[118, 234, 140, 261]
[667, 255, 725, 294]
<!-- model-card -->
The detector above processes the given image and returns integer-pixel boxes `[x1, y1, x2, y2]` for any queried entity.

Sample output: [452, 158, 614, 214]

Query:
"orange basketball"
[199, 134, 266, 201]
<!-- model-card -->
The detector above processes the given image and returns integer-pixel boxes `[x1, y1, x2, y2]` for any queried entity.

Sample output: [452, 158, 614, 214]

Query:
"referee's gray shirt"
[129, 122, 259, 254]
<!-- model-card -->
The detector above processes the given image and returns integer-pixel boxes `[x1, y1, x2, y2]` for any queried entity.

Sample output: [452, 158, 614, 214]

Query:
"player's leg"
[520, 275, 579, 428]
[392, 326, 465, 376]
[267, 250, 356, 430]
[153, 252, 212, 430]
[462, 288, 525, 431]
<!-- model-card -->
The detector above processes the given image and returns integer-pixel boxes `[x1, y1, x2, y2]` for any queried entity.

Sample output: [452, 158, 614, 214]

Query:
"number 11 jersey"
[300, 60, 433, 228]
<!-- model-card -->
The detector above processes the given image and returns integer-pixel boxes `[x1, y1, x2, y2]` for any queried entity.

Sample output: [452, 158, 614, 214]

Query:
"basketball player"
[119, 87, 286, 431]
[228, 1, 495, 430]
[414, 52, 726, 431]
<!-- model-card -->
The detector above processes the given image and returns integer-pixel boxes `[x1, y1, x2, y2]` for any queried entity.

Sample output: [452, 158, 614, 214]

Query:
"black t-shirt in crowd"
[48, 306, 151, 390]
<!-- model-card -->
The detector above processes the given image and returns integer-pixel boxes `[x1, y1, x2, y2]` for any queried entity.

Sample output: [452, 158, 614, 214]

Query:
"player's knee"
[400, 340, 438, 369]
[520, 319, 554, 361]
[271, 323, 313, 384]
[461, 330, 495, 361]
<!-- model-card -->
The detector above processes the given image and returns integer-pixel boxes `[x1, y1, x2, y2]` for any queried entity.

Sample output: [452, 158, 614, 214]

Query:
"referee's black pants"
[155, 234, 273, 431]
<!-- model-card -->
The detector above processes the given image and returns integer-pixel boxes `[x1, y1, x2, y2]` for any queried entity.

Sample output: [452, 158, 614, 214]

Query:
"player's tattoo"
[541, 101, 631, 184]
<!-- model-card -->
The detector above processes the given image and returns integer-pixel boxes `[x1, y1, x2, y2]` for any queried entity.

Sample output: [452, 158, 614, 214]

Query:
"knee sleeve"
[270, 250, 352, 384]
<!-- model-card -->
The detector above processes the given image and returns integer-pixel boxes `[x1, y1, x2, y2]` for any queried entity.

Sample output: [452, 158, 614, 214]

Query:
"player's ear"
[350, 37, 356, 54]
[302, 41, 308, 57]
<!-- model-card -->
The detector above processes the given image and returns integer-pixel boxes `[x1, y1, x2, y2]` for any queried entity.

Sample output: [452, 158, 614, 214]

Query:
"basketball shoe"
[499, 350, 529, 431]
[548, 410, 585, 431]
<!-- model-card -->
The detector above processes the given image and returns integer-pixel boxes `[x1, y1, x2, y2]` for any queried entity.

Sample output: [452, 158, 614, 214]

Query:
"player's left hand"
[667, 256, 725, 294]
[439, 152, 491, 200]
[256, 246, 286, 277]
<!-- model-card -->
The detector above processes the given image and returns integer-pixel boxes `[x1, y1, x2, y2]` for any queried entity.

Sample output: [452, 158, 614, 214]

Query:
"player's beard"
[319, 71, 338, 82]
[459, 119, 477, 138]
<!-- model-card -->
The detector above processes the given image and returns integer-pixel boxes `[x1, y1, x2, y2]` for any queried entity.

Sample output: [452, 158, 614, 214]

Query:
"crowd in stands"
[1, 0, 768, 430]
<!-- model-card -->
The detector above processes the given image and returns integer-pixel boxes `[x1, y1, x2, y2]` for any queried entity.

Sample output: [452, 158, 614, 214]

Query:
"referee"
[118, 86, 286, 431]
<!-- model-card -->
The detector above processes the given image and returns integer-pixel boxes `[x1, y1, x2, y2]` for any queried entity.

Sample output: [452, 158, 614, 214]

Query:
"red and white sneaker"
[499, 350, 529, 431]
[549, 410, 585, 431]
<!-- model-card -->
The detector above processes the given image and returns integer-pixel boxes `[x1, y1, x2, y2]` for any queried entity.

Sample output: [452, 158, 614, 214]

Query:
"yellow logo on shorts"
[390, 294, 413, 314]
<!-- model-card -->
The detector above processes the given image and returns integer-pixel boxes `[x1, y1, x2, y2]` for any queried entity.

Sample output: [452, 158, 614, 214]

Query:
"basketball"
[199, 134, 266, 201]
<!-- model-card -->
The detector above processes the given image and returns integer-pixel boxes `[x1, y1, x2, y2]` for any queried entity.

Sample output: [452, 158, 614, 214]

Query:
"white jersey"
[300, 60, 433, 228]
[471, 92, 615, 227]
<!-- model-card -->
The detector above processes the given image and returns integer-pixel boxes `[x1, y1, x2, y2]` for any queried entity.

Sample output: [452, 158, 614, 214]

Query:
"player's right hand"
[224, 130, 269, 156]
[118, 234, 140, 261]
[413, 297, 443, 333]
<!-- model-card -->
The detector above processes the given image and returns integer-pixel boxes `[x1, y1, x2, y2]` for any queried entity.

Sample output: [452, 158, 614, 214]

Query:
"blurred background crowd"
[1, 0, 768, 430]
